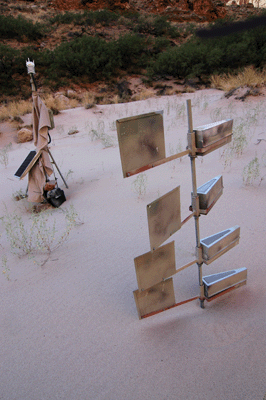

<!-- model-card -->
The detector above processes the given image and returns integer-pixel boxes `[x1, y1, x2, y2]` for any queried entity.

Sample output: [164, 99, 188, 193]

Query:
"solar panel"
[14, 150, 41, 180]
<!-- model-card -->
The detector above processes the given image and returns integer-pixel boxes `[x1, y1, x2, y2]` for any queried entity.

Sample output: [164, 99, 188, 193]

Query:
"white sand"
[1, 89, 266, 400]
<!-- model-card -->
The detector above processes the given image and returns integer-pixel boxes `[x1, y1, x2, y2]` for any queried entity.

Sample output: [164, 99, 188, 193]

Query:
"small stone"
[68, 129, 79, 135]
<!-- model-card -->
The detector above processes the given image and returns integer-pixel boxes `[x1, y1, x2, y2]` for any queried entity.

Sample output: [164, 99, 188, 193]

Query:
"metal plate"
[195, 175, 223, 214]
[203, 267, 247, 298]
[147, 187, 181, 251]
[116, 111, 165, 178]
[133, 278, 176, 319]
[134, 241, 176, 291]
[201, 225, 240, 264]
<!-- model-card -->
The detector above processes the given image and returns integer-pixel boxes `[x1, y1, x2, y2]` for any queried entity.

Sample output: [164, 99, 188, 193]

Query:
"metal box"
[201, 225, 240, 264]
[195, 175, 223, 215]
[193, 119, 233, 155]
[203, 267, 247, 298]
[116, 111, 165, 177]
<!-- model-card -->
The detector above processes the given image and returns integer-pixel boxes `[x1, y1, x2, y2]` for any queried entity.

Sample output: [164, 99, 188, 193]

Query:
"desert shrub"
[152, 37, 172, 55]
[121, 10, 140, 23]
[133, 15, 174, 37]
[1, 204, 82, 256]
[149, 13, 266, 79]
[152, 16, 173, 37]
[0, 143, 12, 168]
[48, 36, 117, 80]
[221, 122, 249, 167]
[3, 34, 145, 93]
[49, 9, 119, 27]
[0, 44, 19, 85]
[0, 43, 51, 96]
[3, 11, 266, 98]
[49, 11, 83, 25]
[115, 34, 149, 71]
[93, 9, 119, 25]
[243, 156, 260, 185]
[0, 15, 44, 41]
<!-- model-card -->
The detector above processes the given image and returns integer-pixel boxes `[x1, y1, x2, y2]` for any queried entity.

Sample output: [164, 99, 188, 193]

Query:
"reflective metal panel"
[133, 278, 175, 319]
[134, 241, 176, 291]
[203, 267, 247, 298]
[201, 225, 240, 264]
[116, 111, 166, 178]
[193, 119, 233, 155]
[195, 175, 223, 214]
[147, 186, 181, 251]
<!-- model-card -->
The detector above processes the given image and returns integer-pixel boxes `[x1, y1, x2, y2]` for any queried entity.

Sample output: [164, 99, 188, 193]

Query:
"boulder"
[17, 128, 33, 143]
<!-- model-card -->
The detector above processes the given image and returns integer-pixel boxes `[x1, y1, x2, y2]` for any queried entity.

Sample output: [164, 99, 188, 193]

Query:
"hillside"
[0, 0, 265, 104]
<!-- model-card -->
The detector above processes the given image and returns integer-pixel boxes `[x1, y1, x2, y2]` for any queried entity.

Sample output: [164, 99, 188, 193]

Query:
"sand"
[1, 89, 266, 400]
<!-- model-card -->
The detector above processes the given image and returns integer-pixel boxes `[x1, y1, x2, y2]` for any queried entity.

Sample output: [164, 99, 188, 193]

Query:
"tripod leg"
[47, 149, 69, 189]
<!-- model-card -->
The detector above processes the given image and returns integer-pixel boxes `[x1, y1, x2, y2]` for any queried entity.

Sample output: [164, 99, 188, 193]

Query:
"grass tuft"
[0, 143, 12, 168]
[211, 66, 266, 91]
[242, 155, 261, 185]
[0, 204, 83, 257]
[0, 100, 32, 121]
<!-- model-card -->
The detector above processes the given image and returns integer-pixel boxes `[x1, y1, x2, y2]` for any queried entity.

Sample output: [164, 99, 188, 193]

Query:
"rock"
[68, 129, 79, 135]
[66, 89, 77, 98]
[193, 0, 227, 21]
[17, 128, 33, 143]
[54, 94, 70, 107]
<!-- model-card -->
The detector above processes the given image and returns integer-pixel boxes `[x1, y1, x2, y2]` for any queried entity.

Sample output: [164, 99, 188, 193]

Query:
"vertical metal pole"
[186, 100, 205, 308]
[29, 73, 37, 92]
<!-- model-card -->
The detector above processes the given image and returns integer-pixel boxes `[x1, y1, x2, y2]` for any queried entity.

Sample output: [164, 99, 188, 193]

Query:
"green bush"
[49, 9, 119, 27]
[49, 11, 83, 25]
[2, 11, 266, 98]
[115, 34, 148, 70]
[93, 9, 119, 26]
[133, 15, 174, 37]
[0, 15, 44, 41]
[47, 34, 148, 79]
[148, 16, 266, 79]
[152, 37, 173, 55]
[48, 36, 117, 80]
[153, 16, 172, 37]
[0, 44, 19, 83]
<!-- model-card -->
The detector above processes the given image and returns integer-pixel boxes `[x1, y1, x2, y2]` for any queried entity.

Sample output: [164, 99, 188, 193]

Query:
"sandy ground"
[0, 89, 266, 400]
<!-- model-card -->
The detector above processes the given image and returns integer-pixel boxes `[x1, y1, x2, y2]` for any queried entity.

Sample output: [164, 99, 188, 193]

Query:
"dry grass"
[211, 66, 266, 91]
[81, 92, 96, 108]
[110, 94, 120, 104]
[132, 88, 155, 101]
[43, 94, 79, 113]
[0, 100, 32, 121]
[0, 92, 81, 122]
